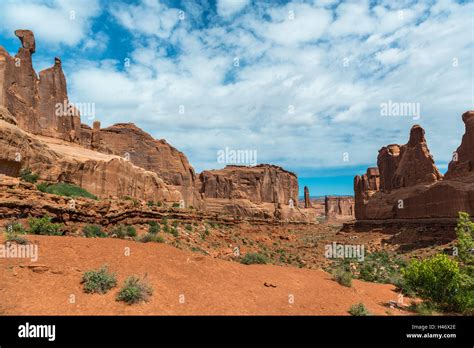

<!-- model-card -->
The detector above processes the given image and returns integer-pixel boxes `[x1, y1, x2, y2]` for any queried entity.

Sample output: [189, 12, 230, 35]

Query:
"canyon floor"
[0, 214, 456, 316]
[1, 233, 415, 316]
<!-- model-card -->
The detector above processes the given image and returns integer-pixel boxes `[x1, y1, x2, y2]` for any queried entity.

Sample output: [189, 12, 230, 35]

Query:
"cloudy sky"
[0, 0, 472, 196]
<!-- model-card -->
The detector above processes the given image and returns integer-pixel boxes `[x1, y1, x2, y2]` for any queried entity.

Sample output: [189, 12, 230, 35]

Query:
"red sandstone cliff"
[354, 113, 474, 220]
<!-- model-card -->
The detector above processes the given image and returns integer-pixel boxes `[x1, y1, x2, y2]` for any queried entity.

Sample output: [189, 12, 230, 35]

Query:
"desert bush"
[111, 224, 137, 239]
[333, 270, 352, 287]
[148, 221, 160, 234]
[83, 224, 107, 238]
[402, 254, 471, 312]
[170, 227, 178, 237]
[240, 252, 268, 265]
[172, 202, 180, 208]
[28, 216, 63, 236]
[82, 266, 117, 294]
[4, 221, 27, 244]
[156, 201, 162, 207]
[348, 303, 370, 316]
[37, 182, 97, 200]
[116, 276, 153, 304]
[138, 233, 164, 243]
[455, 212, 474, 268]
[409, 302, 439, 316]
[20, 168, 39, 183]
[185, 224, 193, 232]
[146, 201, 154, 207]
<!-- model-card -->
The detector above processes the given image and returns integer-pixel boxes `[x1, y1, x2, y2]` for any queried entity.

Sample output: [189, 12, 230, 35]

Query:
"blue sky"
[0, 0, 472, 196]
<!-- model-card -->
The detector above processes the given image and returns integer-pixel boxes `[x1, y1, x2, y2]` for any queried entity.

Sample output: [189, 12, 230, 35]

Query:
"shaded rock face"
[446, 111, 474, 179]
[198, 165, 298, 204]
[198, 165, 308, 220]
[325, 196, 354, 218]
[354, 167, 380, 220]
[0, 30, 80, 142]
[81, 122, 199, 207]
[0, 119, 181, 202]
[354, 112, 474, 220]
[304, 186, 311, 208]
[377, 126, 442, 192]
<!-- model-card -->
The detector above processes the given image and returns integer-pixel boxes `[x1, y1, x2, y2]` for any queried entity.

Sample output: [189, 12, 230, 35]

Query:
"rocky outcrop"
[197, 165, 314, 221]
[0, 30, 80, 142]
[304, 186, 311, 208]
[354, 112, 474, 220]
[0, 119, 181, 202]
[377, 125, 442, 191]
[446, 111, 474, 179]
[81, 122, 200, 207]
[325, 196, 354, 219]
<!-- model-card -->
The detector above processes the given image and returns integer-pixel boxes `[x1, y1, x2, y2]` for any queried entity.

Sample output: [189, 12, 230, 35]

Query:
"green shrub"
[148, 221, 160, 234]
[4, 221, 27, 244]
[402, 254, 461, 305]
[349, 303, 370, 316]
[147, 201, 154, 207]
[170, 227, 178, 237]
[82, 266, 117, 294]
[409, 302, 439, 316]
[20, 168, 39, 183]
[37, 182, 97, 200]
[333, 270, 352, 287]
[172, 202, 180, 208]
[161, 218, 168, 226]
[28, 216, 63, 236]
[172, 220, 179, 228]
[83, 224, 107, 238]
[455, 212, 474, 267]
[240, 252, 268, 265]
[138, 233, 164, 243]
[111, 224, 136, 239]
[185, 224, 193, 232]
[156, 201, 162, 207]
[116, 276, 153, 304]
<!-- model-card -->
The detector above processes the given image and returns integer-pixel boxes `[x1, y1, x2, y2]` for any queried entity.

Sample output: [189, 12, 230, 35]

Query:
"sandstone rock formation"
[325, 196, 354, 219]
[377, 125, 442, 191]
[197, 165, 314, 221]
[0, 30, 80, 142]
[0, 118, 181, 202]
[304, 186, 312, 208]
[446, 111, 474, 179]
[80, 122, 200, 207]
[354, 113, 474, 220]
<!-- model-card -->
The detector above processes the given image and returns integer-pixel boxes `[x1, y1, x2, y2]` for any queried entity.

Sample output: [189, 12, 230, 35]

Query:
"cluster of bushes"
[328, 212, 474, 315]
[19, 168, 39, 183]
[81, 265, 152, 305]
[146, 201, 162, 208]
[240, 252, 268, 265]
[111, 224, 137, 239]
[402, 213, 473, 314]
[4, 221, 28, 244]
[37, 182, 97, 200]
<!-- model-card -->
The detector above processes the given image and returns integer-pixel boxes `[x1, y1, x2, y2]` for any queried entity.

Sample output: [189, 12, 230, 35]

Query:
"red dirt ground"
[0, 235, 415, 315]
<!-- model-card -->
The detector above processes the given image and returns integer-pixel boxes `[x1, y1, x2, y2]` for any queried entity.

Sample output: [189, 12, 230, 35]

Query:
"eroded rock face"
[325, 196, 354, 218]
[377, 126, 442, 192]
[198, 165, 307, 220]
[304, 186, 312, 208]
[82, 122, 200, 207]
[0, 119, 181, 202]
[446, 111, 474, 179]
[198, 165, 298, 204]
[354, 112, 474, 220]
[0, 30, 80, 142]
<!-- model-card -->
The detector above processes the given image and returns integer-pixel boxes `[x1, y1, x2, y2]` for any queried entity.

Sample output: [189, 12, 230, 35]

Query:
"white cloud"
[217, 0, 250, 18]
[0, 0, 101, 46]
[61, 0, 473, 177]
